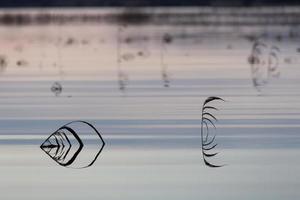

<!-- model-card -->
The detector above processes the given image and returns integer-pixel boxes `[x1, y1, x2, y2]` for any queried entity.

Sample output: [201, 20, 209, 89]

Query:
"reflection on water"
[0, 7, 300, 200]
[0, 54, 7, 73]
[50, 82, 62, 96]
[161, 33, 172, 88]
[248, 39, 281, 91]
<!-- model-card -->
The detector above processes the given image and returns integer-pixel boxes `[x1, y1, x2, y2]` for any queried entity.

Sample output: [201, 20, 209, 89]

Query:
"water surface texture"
[0, 7, 300, 200]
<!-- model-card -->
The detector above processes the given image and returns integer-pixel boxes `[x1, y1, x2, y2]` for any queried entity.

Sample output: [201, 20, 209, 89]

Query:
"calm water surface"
[0, 8, 300, 200]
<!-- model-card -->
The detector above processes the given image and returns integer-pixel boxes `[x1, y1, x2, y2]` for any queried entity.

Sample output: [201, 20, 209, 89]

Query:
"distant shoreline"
[0, 7, 300, 26]
[0, 0, 300, 8]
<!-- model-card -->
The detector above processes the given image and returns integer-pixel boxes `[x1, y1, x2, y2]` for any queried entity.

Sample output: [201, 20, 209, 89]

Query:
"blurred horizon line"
[0, 0, 300, 8]
[0, 6, 300, 26]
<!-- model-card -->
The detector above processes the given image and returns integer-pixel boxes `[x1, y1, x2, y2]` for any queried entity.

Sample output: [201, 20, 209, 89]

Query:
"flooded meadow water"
[0, 7, 300, 200]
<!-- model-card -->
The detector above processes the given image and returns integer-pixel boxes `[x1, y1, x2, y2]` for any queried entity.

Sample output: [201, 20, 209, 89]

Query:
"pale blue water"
[0, 7, 300, 200]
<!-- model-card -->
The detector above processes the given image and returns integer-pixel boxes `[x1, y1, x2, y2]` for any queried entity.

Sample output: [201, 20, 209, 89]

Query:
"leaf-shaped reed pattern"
[41, 128, 83, 167]
[40, 121, 105, 169]
[201, 96, 224, 168]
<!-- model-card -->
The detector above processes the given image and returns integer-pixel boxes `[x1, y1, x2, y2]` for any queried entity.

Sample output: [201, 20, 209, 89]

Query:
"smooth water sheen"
[0, 8, 300, 200]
